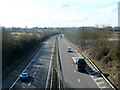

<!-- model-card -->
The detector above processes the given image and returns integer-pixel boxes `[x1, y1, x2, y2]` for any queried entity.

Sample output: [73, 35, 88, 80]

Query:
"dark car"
[20, 73, 30, 81]
[77, 57, 86, 72]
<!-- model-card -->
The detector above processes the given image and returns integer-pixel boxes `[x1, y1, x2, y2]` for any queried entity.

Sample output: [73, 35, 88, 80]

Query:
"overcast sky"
[0, 0, 119, 27]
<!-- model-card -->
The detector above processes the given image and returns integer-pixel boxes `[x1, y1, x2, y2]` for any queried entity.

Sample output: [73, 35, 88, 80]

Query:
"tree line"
[65, 28, 119, 62]
[2, 27, 59, 80]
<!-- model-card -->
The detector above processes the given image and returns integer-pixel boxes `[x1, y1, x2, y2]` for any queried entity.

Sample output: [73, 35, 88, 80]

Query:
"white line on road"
[86, 70, 101, 88]
[78, 79, 80, 83]
[74, 70, 76, 73]
[76, 65, 77, 68]
[45, 38, 55, 89]
[9, 45, 45, 89]
[34, 72, 36, 75]
[91, 75, 94, 78]
[28, 82, 31, 86]
[94, 77, 103, 81]
[101, 86, 107, 88]
[97, 81, 104, 85]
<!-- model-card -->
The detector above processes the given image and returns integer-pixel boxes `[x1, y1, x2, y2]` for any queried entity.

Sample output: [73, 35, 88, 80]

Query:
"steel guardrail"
[56, 36, 65, 89]
[45, 38, 56, 89]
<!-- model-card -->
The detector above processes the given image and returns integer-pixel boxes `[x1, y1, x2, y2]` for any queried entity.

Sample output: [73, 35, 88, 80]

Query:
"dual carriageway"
[3, 35, 115, 89]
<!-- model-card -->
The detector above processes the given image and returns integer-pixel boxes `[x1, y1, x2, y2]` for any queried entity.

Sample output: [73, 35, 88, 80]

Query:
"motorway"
[3, 34, 114, 89]
[3, 35, 56, 89]
[58, 36, 112, 89]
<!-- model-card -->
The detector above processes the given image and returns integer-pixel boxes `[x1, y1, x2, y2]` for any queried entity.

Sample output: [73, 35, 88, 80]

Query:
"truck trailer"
[72, 57, 86, 72]
[77, 57, 86, 72]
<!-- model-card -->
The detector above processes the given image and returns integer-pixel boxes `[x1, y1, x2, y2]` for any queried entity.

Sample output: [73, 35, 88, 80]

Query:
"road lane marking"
[86, 68, 107, 88]
[76, 65, 77, 68]
[97, 81, 104, 85]
[86, 69, 101, 88]
[45, 38, 55, 89]
[34, 72, 36, 74]
[78, 79, 80, 83]
[91, 75, 94, 78]
[94, 77, 103, 81]
[74, 70, 76, 73]
[101, 86, 107, 88]
[9, 40, 48, 89]
[28, 82, 31, 86]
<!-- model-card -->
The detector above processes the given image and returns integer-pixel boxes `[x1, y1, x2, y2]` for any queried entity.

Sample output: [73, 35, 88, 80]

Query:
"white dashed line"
[94, 77, 103, 81]
[101, 86, 107, 88]
[97, 81, 104, 85]
[34, 72, 36, 74]
[74, 70, 76, 73]
[86, 69, 101, 88]
[28, 82, 31, 86]
[90, 75, 94, 78]
[78, 79, 80, 83]
[76, 65, 77, 68]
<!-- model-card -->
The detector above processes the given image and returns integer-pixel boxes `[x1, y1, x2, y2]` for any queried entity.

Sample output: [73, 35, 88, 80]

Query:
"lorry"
[77, 57, 86, 72]
[72, 57, 86, 72]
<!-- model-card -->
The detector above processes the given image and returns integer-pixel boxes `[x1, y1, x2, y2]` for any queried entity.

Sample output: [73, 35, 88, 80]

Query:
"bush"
[64, 28, 118, 62]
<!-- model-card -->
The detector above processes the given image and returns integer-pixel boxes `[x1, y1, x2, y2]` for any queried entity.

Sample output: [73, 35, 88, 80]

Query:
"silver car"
[20, 73, 30, 81]
[67, 47, 73, 52]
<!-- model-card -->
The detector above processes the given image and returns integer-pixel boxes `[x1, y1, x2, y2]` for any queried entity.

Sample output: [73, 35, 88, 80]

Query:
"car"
[67, 47, 73, 52]
[20, 73, 30, 81]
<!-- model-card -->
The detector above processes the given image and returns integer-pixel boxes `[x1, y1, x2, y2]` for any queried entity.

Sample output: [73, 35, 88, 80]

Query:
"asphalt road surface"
[3, 35, 57, 89]
[58, 36, 112, 89]
[3, 34, 113, 89]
